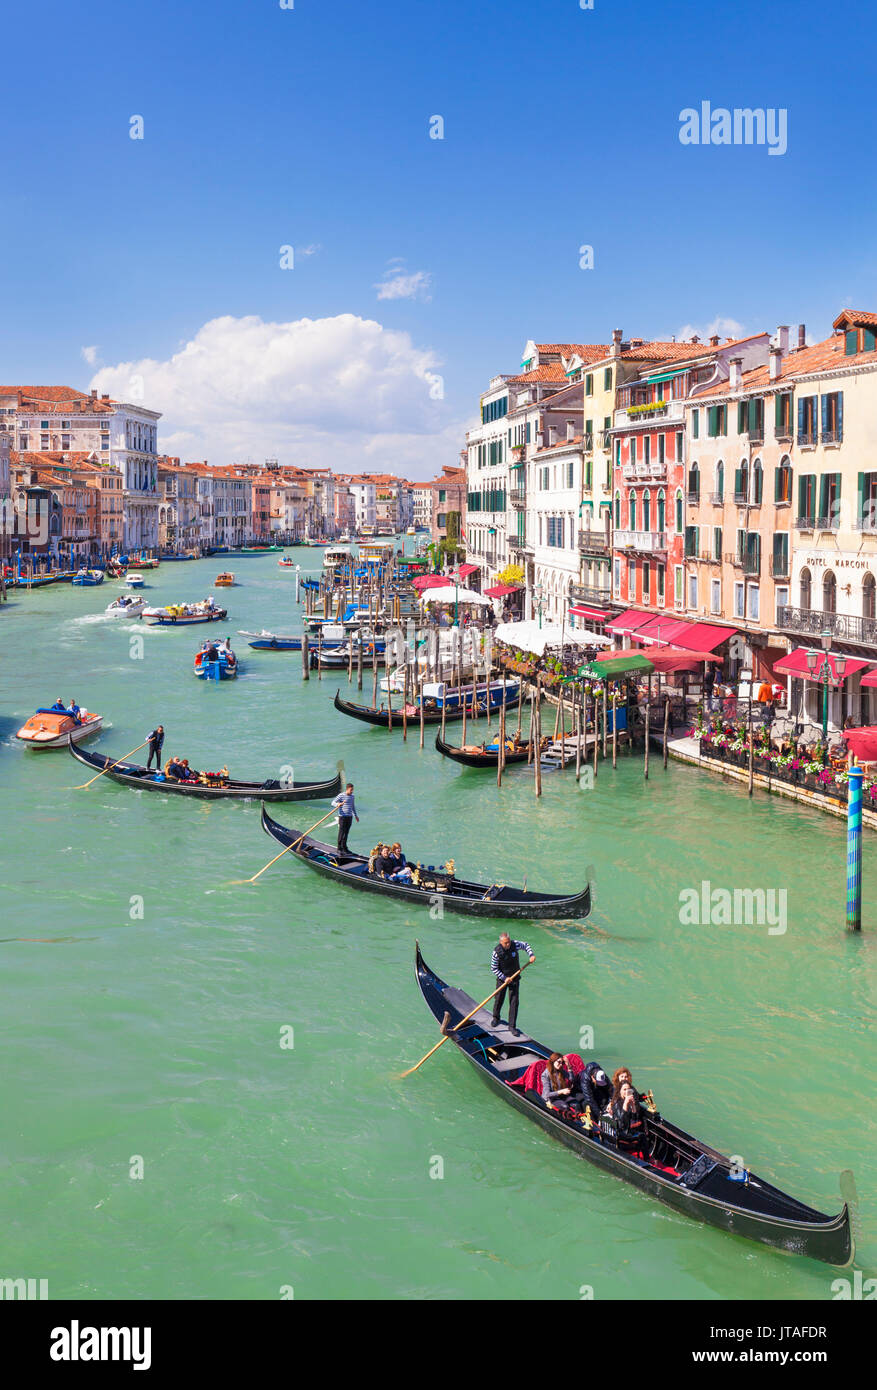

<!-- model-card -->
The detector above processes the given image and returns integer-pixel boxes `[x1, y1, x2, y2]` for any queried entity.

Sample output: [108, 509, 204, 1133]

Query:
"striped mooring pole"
[846, 765, 863, 932]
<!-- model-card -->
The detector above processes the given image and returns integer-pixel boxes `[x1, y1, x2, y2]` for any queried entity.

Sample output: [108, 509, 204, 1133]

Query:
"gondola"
[413, 945, 854, 1265]
[333, 687, 522, 729]
[434, 730, 534, 767]
[68, 744, 341, 801]
[261, 806, 591, 920]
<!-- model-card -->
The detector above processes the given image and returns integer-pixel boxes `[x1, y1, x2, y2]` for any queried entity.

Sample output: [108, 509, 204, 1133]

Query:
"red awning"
[411, 574, 448, 591]
[843, 727, 877, 760]
[456, 563, 479, 578]
[634, 616, 695, 646]
[569, 605, 610, 623]
[677, 621, 737, 653]
[605, 608, 650, 634]
[773, 647, 872, 687]
[484, 582, 521, 598]
[860, 670, 877, 688]
[596, 645, 719, 673]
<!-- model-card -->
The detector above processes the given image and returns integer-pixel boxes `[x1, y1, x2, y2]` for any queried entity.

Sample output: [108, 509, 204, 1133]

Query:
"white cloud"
[675, 316, 746, 342]
[297, 244, 321, 258]
[81, 345, 99, 365]
[89, 312, 454, 477]
[375, 268, 432, 302]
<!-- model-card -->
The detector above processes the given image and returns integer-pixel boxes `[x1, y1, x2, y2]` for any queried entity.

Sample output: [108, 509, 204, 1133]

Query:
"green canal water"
[0, 550, 874, 1301]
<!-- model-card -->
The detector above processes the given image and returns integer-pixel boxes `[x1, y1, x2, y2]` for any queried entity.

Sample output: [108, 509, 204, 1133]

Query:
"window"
[674, 566, 683, 608]
[707, 405, 727, 437]
[642, 490, 651, 531]
[714, 460, 724, 502]
[692, 408, 700, 439]
[797, 394, 818, 445]
[676, 431, 684, 462]
[657, 489, 665, 531]
[817, 472, 841, 528]
[846, 328, 858, 356]
[775, 585, 789, 621]
[684, 525, 699, 558]
[734, 582, 745, 618]
[821, 391, 843, 444]
[658, 434, 665, 463]
[438, 489, 446, 502]
[797, 474, 817, 525]
[800, 567, 811, 609]
[688, 573, 698, 609]
[604, 368, 612, 391]
[629, 494, 637, 530]
[657, 565, 665, 604]
[772, 532, 789, 578]
[40, 419, 49, 429]
[752, 459, 763, 504]
[774, 456, 792, 504]
[613, 557, 621, 594]
[687, 462, 700, 501]
[747, 584, 760, 621]
[823, 570, 836, 614]
[643, 561, 650, 602]
[713, 525, 722, 560]
[864, 574, 876, 621]
[711, 578, 721, 614]
[675, 489, 683, 533]
[437, 513, 446, 527]
[585, 374, 593, 396]
[614, 491, 620, 527]
[775, 391, 793, 438]
[630, 437, 637, 465]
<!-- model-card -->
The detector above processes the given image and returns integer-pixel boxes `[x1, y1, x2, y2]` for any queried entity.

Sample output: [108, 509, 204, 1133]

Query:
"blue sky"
[2, 0, 875, 475]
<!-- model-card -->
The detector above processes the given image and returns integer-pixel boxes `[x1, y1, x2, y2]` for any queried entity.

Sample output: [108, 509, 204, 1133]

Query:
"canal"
[0, 550, 873, 1299]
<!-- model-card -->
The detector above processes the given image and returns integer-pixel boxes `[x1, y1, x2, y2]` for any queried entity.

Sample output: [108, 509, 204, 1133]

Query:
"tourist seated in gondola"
[386, 842, 414, 883]
[611, 1080, 649, 1158]
[164, 756, 186, 780]
[373, 845, 399, 878]
[368, 843, 389, 874]
[540, 1053, 578, 1115]
[576, 1062, 612, 1120]
[179, 758, 199, 781]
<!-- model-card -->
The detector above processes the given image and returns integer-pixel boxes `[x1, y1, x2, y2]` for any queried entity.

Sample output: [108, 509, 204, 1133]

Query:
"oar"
[230, 807, 338, 885]
[398, 961, 532, 1078]
[73, 740, 148, 789]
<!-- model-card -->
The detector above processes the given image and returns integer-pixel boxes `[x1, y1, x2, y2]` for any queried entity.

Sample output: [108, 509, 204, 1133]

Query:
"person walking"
[145, 724, 165, 769]
[490, 932, 535, 1035]
[332, 782, 359, 853]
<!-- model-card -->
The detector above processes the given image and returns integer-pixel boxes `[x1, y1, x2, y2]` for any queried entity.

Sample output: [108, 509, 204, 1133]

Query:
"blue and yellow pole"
[847, 765, 863, 932]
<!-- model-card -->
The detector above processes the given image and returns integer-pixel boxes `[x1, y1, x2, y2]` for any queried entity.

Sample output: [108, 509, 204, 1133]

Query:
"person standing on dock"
[490, 932, 535, 1034]
[145, 725, 165, 769]
[332, 782, 359, 853]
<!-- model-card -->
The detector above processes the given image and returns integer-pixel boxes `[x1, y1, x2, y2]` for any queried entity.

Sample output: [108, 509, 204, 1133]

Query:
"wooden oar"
[230, 806, 338, 885]
[73, 740, 148, 789]
[398, 961, 532, 1078]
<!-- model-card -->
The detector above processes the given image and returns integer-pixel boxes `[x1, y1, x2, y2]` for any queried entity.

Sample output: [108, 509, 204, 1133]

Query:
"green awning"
[578, 653, 654, 678]
[641, 367, 686, 385]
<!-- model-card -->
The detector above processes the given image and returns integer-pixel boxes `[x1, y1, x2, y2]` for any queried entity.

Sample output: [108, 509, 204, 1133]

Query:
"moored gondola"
[434, 730, 534, 767]
[334, 686, 522, 729]
[413, 945, 854, 1265]
[68, 743, 341, 801]
[260, 806, 591, 919]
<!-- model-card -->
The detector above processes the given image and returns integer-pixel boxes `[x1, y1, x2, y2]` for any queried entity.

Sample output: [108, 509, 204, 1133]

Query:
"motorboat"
[16, 705, 103, 748]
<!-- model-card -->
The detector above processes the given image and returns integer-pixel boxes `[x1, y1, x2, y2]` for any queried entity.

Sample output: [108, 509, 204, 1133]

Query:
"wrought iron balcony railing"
[777, 605, 877, 648]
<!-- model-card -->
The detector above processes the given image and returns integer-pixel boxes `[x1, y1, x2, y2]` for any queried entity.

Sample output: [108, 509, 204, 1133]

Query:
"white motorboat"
[125, 572, 145, 588]
[106, 594, 146, 617]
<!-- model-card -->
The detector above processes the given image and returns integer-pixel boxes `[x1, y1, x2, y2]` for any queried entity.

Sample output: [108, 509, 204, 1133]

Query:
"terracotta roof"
[534, 434, 584, 455]
[509, 364, 571, 384]
[621, 340, 716, 362]
[1, 386, 115, 414]
[833, 309, 877, 330]
[694, 333, 873, 396]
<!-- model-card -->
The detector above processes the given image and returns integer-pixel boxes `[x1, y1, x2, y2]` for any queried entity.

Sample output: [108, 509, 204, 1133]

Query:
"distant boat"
[125, 572, 145, 588]
[71, 568, 104, 586]
[106, 594, 146, 618]
[143, 599, 227, 626]
[214, 572, 235, 586]
[159, 551, 196, 561]
[16, 706, 103, 748]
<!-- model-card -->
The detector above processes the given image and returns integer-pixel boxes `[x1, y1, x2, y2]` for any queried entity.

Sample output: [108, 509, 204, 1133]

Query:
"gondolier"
[146, 725, 165, 769]
[332, 782, 359, 853]
[490, 932, 535, 1034]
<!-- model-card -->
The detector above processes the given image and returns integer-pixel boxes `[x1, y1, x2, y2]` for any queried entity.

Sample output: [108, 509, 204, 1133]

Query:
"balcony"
[615, 398, 685, 429]
[613, 529, 667, 554]
[635, 462, 650, 479]
[583, 434, 594, 452]
[769, 555, 790, 578]
[822, 428, 843, 445]
[797, 430, 817, 447]
[747, 429, 764, 446]
[571, 583, 612, 606]
[778, 605, 877, 648]
[686, 490, 701, 505]
[853, 517, 877, 534]
[815, 515, 840, 531]
[795, 515, 815, 530]
[508, 536, 532, 556]
[697, 550, 722, 564]
[733, 490, 748, 505]
[709, 491, 724, 505]
[578, 528, 610, 555]
[509, 487, 526, 507]
[622, 464, 636, 480]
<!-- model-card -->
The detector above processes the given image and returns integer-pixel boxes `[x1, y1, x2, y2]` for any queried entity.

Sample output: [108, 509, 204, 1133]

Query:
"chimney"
[549, 426, 558, 446]
[769, 346, 782, 381]
[776, 325, 790, 353]
[798, 324, 806, 348]
[611, 328, 623, 359]
[729, 357, 743, 390]
[690, 334, 700, 344]
[566, 421, 575, 441]
[101, 393, 110, 402]
[91, 389, 97, 399]
[709, 334, 720, 347]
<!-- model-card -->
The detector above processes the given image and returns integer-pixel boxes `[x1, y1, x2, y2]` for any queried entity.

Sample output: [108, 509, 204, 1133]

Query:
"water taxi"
[214, 572, 235, 586]
[106, 594, 146, 617]
[16, 704, 103, 748]
[125, 572, 145, 588]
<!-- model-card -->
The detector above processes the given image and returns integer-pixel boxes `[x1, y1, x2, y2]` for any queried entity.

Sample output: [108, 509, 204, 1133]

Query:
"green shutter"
[707, 406, 716, 437]
[692, 409, 699, 438]
[737, 402, 746, 433]
[734, 467, 743, 498]
[858, 471, 866, 524]
[846, 329, 858, 356]
[818, 474, 828, 520]
[775, 394, 783, 429]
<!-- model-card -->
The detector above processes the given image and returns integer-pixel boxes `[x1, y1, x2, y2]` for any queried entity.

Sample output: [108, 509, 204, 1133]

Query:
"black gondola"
[434, 730, 534, 767]
[333, 687, 522, 729]
[413, 945, 853, 1266]
[260, 805, 591, 919]
[69, 743, 341, 801]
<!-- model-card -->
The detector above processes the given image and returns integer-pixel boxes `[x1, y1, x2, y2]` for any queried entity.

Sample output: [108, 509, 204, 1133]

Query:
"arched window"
[775, 455, 792, 505]
[630, 493, 637, 531]
[800, 566, 811, 609]
[642, 489, 651, 531]
[715, 460, 724, 502]
[675, 488, 683, 533]
[864, 573, 876, 621]
[752, 458, 763, 505]
[736, 459, 749, 503]
[688, 462, 700, 500]
[657, 489, 666, 532]
[614, 490, 620, 528]
[823, 570, 836, 614]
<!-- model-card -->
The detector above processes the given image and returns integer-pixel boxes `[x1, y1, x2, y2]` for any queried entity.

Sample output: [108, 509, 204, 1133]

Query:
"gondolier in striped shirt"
[331, 783, 359, 853]
[490, 932, 535, 1034]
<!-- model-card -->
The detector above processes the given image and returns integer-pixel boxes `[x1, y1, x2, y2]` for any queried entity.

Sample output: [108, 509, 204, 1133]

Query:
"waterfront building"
[411, 481, 433, 532]
[429, 464, 466, 550]
[11, 452, 99, 566]
[211, 468, 252, 548]
[347, 477, 377, 534]
[157, 458, 200, 553]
